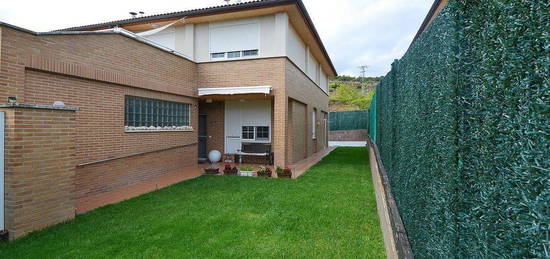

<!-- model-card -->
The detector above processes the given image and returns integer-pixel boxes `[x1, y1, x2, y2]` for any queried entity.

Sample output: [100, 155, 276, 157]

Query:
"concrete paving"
[77, 147, 337, 214]
[329, 141, 368, 147]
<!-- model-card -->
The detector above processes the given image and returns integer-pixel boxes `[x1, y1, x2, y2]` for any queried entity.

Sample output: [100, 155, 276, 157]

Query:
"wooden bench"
[236, 143, 273, 165]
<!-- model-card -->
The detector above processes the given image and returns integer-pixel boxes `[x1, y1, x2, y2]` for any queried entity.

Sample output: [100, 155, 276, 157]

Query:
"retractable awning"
[198, 86, 272, 96]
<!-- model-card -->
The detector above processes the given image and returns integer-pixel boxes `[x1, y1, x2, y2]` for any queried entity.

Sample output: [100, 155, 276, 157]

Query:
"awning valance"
[198, 86, 272, 96]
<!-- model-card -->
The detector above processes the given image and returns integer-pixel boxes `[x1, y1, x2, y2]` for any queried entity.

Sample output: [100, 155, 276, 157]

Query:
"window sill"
[125, 126, 193, 133]
[210, 55, 259, 62]
[242, 140, 271, 144]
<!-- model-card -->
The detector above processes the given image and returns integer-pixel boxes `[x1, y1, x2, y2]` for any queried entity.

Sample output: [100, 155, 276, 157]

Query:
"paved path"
[290, 147, 336, 178]
[77, 167, 203, 214]
[77, 148, 336, 214]
[329, 141, 368, 147]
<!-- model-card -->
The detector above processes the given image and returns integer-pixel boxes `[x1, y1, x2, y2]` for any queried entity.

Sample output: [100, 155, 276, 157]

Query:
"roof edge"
[0, 22, 194, 62]
[58, 0, 295, 32]
[2, 0, 337, 76]
[54, 0, 337, 76]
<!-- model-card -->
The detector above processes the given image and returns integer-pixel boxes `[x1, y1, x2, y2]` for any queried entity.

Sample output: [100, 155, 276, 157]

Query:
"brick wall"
[0, 107, 77, 239]
[0, 24, 331, 239]
[75, 145, 196, 200]
[198, 101, 225, 155]
[24, 70, 198, 165]
[197, 59, 285, 90]
[284, 59, 330, 163]
[329, 129, 368, 141]
[0, 26, 199, 180]
[197, 59, 288, 166]
[0, 27, 197, 103]
[0, 25, 200, 239]
[196, 58, 329, 166]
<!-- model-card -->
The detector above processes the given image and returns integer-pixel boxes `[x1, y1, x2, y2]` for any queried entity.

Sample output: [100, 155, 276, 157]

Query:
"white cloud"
[302, 0, 432, 76]
[0, 0, 433, 77]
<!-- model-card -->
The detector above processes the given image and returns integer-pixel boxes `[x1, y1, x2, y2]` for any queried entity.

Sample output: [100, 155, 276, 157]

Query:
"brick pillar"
[273, 91, 288, 167]
[1, 105, 77, 240]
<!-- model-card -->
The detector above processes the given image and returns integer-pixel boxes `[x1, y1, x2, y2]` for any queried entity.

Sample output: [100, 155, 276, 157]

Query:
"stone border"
[0, 103, 79, 111]
[124, 126, 194, 133]
[367, 137, 414, 259]
[77, 143, 198, 167]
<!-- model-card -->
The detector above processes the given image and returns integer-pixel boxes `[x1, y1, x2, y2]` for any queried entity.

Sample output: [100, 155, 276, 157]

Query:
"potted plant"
[223, 163, 238, 175]
[204, 165, 220, 175]
[277, 166, 292, 178]
[257, 166, 272, 177]
[239, 165, 255, 177]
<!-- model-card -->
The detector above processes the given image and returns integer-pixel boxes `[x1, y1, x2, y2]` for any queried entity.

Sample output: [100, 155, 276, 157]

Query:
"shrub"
[239, 165, 254, 171]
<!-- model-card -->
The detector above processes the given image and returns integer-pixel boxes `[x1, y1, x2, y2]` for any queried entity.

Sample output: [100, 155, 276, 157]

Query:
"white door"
[0, 112, 4, 230]
[225, 101, 242, 154]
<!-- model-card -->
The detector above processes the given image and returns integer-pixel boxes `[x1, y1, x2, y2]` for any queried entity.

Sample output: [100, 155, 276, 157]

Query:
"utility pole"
[358, 65, 368, 95]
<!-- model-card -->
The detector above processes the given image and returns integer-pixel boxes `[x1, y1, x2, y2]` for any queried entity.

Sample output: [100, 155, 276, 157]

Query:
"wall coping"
[0, 103, 79, 111]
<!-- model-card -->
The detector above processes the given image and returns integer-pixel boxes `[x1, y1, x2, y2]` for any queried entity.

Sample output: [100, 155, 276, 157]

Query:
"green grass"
[0, 147, 385, 258]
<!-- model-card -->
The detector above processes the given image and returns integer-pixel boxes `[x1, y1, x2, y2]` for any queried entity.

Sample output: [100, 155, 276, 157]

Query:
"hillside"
[329, 76, 381, 112]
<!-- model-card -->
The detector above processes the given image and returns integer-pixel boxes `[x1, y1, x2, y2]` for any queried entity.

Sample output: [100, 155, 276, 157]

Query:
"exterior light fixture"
[53, 101, 66, 108]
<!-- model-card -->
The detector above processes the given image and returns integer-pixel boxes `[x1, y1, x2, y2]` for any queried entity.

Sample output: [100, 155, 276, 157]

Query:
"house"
[0, 0, 336, 239]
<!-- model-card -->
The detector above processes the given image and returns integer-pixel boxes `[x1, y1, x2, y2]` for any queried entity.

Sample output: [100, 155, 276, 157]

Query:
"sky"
[0, 0, 433, 77]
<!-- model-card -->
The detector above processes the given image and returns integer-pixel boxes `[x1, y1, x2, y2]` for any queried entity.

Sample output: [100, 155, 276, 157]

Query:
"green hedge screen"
[329, 110, 369, 131]
[370, 1, 549, 258]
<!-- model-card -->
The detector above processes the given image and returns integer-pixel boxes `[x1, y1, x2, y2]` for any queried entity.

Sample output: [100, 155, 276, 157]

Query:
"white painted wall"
[0, 112, 4, 230]
[194, 23, 210, 62]
[307, 50, 319, 82]
[175, 24, 195, 59]
[143, 27, 176, 50]
[286, 24, 307, 70]
[272, 12, 289, 57]
[320, 69, 328, 93]
[224, 100, 272, 154]
[286, 23, 328, 93]
[259, 15, 279, 57]
[137, 12, 330, 92]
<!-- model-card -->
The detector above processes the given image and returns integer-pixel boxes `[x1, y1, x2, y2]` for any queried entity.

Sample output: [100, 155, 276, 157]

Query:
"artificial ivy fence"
[371, 1, 549, 258]
[329, 110, 369, 131]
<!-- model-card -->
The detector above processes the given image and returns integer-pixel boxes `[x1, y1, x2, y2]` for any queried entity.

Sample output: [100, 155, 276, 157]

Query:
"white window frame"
[255, 126, 270, 141]
[211, 52, 226, 59]
[242, 49, 259, 57]
[242, 126, 255, 141]
[210, 49, 259, 61]
[241, 125, 271, 143]
[227, 51, 242, 59]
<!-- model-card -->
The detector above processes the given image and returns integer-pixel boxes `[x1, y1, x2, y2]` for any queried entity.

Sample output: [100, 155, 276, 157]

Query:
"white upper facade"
[141, 13, 329, 93]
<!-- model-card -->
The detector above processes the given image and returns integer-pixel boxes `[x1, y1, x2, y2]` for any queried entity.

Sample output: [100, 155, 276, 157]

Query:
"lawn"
[0, 147, 385, 258]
